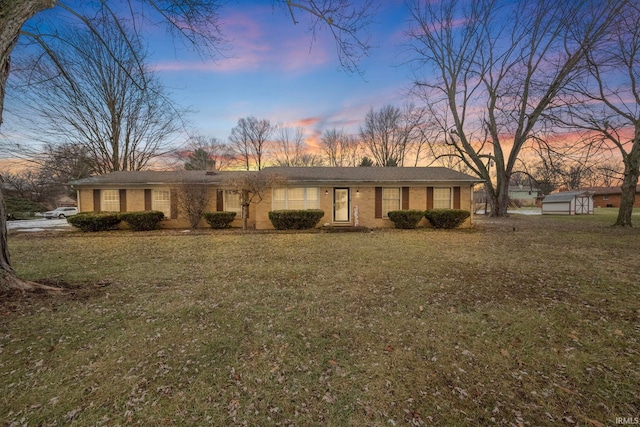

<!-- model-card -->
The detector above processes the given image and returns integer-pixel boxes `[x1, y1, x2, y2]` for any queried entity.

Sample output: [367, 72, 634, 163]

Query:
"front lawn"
[2, 217, 639, 425]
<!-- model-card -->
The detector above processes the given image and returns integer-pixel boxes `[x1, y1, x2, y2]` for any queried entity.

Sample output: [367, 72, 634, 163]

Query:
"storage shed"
[541, 190, 594, 215]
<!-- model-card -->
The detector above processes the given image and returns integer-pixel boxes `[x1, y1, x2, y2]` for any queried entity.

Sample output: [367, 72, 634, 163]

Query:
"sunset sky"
[148, 1, 413, 148]
[3, 1, 624, 165]
[0, 1, 420, 170]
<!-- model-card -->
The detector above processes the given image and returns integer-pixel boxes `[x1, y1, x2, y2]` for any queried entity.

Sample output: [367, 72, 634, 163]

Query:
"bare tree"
[359, 104, 425, 167]
[9, 16, 183, 174]
[423, 132, 473, 173]
[273, 125, 324, 167]
[224, 172, 285, 230]
[0, 0, 374, 291]
[407, 0, 624, 216]
[596, 162, 624, 187]
[228, 116, 274, 171]
[531, 153, 564, 196]
[319, 128, 360, 166]
[2, 170, 53, 204]
[533, 140, 604, 190]
[295, 153, 325, 167]
[1, 143, 94, 206]
[39, 143, 96, 185]
[509, 172, 530, 189]
[557, 1, 640, 226]
[283, 0, 375, 75]
[176, 183, 211, 229]
[273, 126, 304, 167]
[406, 109, 437, 167]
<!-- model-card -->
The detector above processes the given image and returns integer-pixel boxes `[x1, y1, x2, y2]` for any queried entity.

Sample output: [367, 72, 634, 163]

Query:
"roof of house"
[542, 190, 593, 203]
[71, 167, 483, 187]
[263, 167, 482, 183]
[580, 185, 640, 195]
[71, 170, 243, 186]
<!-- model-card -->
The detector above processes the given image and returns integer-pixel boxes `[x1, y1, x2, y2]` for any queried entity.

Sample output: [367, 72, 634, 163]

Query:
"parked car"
[43, 207, 78, 219]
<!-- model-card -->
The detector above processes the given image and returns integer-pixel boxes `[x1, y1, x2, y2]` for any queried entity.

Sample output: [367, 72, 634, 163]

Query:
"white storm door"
[334, 188, 350, 222]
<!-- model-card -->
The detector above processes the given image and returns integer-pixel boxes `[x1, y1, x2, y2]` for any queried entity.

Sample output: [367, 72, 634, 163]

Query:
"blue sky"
[149, 1, 414, 148]
[1, 0, 416, 166]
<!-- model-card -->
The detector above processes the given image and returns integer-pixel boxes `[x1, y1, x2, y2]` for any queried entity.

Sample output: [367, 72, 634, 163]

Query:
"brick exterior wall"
[77, 184, 475, 229]
[593, 193, 640, 208]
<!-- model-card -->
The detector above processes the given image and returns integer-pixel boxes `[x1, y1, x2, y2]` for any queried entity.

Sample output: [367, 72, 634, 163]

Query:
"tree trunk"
[0, 0, 59, 292]
[490, 171, 511, 217]
[613, 137, 640, 227]
[490, 190, 510, 217]
[241, 203, 249, 231]
[0, 184, 15, 276]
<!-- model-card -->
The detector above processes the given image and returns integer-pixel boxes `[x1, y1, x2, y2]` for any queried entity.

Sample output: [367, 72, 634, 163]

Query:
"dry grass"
[1, 212, 639, 426]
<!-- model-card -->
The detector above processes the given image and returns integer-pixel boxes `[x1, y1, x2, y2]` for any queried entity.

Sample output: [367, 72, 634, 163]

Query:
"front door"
[334, 188, 350, 222]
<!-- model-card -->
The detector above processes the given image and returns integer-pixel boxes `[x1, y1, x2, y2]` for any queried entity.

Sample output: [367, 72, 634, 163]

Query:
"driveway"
[7, 218, 72, 232]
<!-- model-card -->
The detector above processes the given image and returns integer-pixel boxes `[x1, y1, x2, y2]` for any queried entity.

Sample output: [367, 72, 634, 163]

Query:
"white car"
[44, 207, 78, 219]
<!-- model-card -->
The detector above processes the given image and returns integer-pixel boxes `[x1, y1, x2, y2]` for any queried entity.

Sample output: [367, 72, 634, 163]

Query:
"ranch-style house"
[71, 167, 483, 229]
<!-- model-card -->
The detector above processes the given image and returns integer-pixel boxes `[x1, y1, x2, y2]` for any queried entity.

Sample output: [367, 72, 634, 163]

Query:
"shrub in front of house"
[424, 209, 470, 229]
[203, 211, 237, 229]
[67, 212, 122, 232]
[387, 210, 426, 229]
[268, 209, 324, 230]
[120, 211, 165, 231]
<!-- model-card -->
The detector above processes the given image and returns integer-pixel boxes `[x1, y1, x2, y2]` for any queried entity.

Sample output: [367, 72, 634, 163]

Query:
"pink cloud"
[304, 131, 323, 152]
[294, 117, 323, 127]
[153, 7, 332, 73]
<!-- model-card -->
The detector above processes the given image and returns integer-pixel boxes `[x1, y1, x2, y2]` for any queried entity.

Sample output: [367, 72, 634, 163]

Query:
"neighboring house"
[71, 167, 484, 229]
[55, 195, 78, 208]
[541, 190, 594, 215]
[508, 186, 540, 207]
[580, 185, 640, 208]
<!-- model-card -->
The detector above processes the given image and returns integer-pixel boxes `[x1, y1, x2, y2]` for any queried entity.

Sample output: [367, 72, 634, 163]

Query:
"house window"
[224, 191, 242, 213]
[382, 187, 400, 217]
[433, 188, 452, 209]
[287, 187, 306, 210]
[272, 187, 320, 210]
[273, 188, 286, 210]
[602, 195, 609, 200]
[152, 190, 171, 217]
[102, 189, 120, 212]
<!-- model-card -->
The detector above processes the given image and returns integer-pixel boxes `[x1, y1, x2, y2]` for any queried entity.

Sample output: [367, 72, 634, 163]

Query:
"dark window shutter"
[375, 187, 383, 218]
[216, 189, 224, 212]
[119, 189, 127, 212]
[170, 189, 178, 219]
[426, 187, 434, 210]
[402, 187, 409, 210]
[144, 189, 152, 211]
[93, 189, 101, 212]
[453, 187, 461, 209]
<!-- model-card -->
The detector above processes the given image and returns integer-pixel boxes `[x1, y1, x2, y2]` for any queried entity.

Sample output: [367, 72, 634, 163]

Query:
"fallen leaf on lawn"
[557, 385, 578, 395]
[579, 416, 605, 427]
